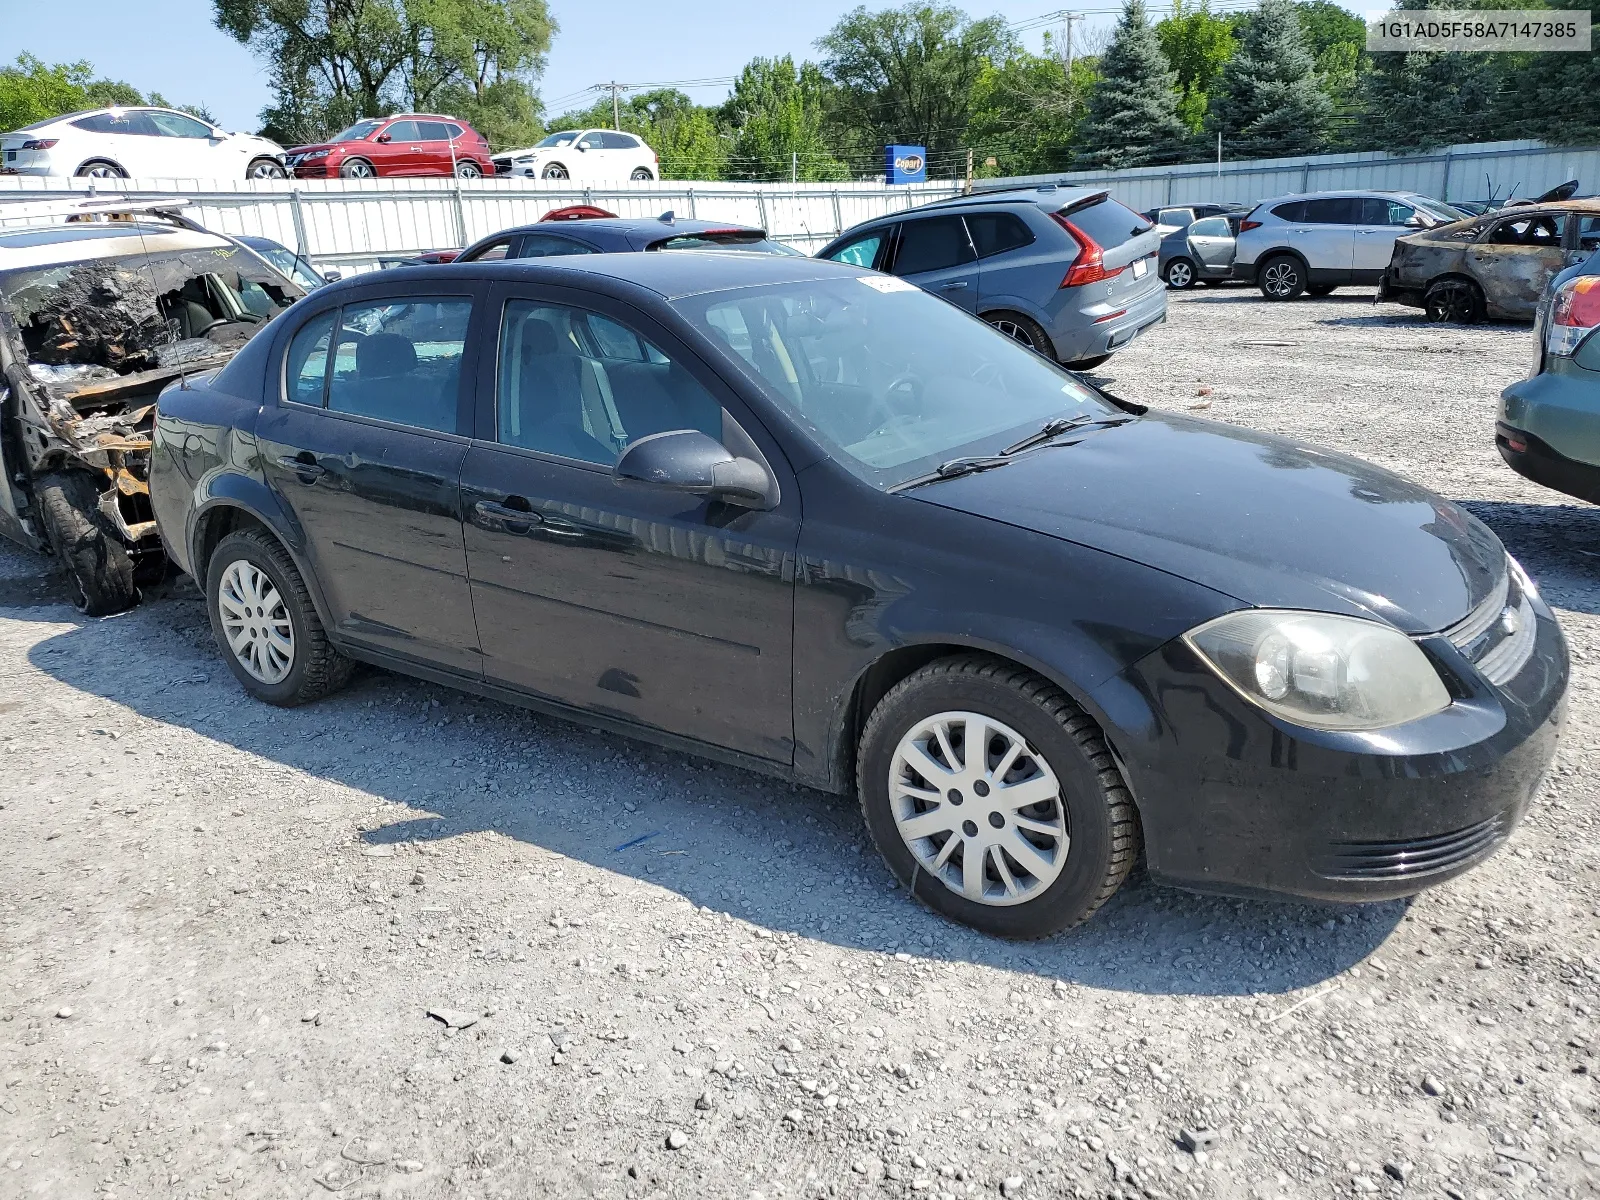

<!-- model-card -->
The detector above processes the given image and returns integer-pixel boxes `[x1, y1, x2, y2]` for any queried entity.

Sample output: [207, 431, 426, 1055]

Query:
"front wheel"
[206, 529, 352, 706]
[1258, 254, 1306, 300]
[856, 655, 1141, 939]
[542, 162, 569, 180]
[1164, 257, 1197, 289]
[247, 157, 287, 180]
[340, 158, 375, 179]
[34, 473, 137, 616]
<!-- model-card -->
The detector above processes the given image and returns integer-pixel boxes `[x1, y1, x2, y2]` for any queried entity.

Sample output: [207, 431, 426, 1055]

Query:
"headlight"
[514, 155, 535, 163]
[1183, 610, 1451, 731]
[303, 149, 330, 160]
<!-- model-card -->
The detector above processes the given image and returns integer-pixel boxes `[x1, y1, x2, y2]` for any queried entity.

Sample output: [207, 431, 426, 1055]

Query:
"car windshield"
[672, 276, 1116, 486]
[330, 119, 384, 142]
[0, 245, 300, 372]
[1410, 195, 1471, 224]
[652, 234, 803, 255]
[537, 130, 582, 148]
[247, 243, 323, 290]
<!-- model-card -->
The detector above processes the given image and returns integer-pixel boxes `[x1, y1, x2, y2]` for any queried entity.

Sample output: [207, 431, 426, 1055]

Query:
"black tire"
[542, 162, 569, 180]
[74, 159, 125, 179]
[1258, 254, 1306, 300]
[205, 528, 352, 706]
[247, 157, 287, 180]
[340, 158, 376, 179]
[1163, 257, 1198, 289]
[455, 160, 482, 178]
[856, 654, 1141, 939]
[1307, 283, 1337, 297]
[1200, 279, 1226, 287]
[1423, 277, 1486, 324]
[1064, 353, 1111, 371]
[630, 167, 654, 180]
[983, 311, 1054, 358]
[34, 473, 137, 617]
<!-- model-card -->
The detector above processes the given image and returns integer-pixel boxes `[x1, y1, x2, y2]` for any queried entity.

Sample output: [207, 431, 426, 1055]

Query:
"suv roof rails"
[0, 195, 195, 229]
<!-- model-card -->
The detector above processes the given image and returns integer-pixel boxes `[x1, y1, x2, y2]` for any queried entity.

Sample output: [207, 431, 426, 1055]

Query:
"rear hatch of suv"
[1055, 194, 1163, 301]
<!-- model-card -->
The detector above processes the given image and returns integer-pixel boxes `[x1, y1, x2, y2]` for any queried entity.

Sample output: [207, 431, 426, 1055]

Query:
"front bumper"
[1096, 602, 1567, 903]
[290, 164, 336, 178]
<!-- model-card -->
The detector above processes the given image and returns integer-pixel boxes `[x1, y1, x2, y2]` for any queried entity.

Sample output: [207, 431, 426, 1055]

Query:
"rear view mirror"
[614, 429, 775, 509]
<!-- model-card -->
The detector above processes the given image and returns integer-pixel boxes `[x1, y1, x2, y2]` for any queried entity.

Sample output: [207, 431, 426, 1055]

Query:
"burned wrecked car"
[0, 201, 303, 613]
[1380, 199, 1600, 323]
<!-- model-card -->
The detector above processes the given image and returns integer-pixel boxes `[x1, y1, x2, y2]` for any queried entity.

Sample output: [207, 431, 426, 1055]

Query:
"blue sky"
[10, 0, 1353, 134]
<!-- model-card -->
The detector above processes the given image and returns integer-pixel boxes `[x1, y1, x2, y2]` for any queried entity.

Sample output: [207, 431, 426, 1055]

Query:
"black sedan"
[147, 253, 1567, 938]
[453, 211, 804, 263]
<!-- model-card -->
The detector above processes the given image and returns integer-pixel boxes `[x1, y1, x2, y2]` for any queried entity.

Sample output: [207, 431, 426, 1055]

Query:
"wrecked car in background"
[1381, 199, 1600, 322]
[0, 199, 304, 613]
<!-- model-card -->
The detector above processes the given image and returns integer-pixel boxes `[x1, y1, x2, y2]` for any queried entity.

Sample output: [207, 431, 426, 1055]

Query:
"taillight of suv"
[1238, 218, 1263, 232]
[1549, 276, 1600, 357]
[1050, 212, 1124, 289]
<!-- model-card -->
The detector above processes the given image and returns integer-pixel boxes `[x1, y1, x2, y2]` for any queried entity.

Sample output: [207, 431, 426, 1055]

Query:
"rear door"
[415, 120, 456, 175]
[1294, 197, 1359, 280]
[886, 215, 980, 312]
[1186, 215, 1235, 274]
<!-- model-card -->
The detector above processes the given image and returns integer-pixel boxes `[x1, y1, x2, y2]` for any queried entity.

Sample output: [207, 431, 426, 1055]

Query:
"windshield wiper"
[999, 413, 1135, 456]
[888, 454, 1014, 494]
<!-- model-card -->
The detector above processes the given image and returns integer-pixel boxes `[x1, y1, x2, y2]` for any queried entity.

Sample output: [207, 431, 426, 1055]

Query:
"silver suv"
[1233, 190, 1469, 300]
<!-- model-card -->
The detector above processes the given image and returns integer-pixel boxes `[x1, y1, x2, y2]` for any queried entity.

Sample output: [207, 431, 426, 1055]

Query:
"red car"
[285, 114, 491, 179]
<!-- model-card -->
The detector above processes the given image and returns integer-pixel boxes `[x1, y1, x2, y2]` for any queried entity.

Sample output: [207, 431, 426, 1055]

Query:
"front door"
[373, 120, 425, 175]
[888, 215, 981, 312]
[257, 286, 482, 674]
[1353, 196, 1417, 279]
[459, 287, 799, 762]
[1470, 211, 1572, 319]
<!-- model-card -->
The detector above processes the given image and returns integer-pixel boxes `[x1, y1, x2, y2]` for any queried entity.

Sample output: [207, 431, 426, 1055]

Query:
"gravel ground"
[3, 286, 1599, 1200]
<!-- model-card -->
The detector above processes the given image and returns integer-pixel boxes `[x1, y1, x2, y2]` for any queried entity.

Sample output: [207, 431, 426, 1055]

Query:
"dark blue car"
[455, 209, 804, 263]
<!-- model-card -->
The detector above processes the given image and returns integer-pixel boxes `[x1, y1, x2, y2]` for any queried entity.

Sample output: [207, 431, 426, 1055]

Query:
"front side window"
[965, 212, 1035, 258]
[462, 238, 515, 263]
[330, 119, 384, 142]
[319, 297, 470, 433]
[677, 278, 1113, 484]
[825, 229, 886, 269]
[517, 234, 597, 257]
[891, 217, 975, 276]
[1360, 198, 1416, 226]
[1489, 214, 1564, 246]
[148, 111, 213, 139]
[537, 130, 581, 148]
[577, 133, 603, 150]
[496, 300, 719, 465]
[383, 121, 421, 142]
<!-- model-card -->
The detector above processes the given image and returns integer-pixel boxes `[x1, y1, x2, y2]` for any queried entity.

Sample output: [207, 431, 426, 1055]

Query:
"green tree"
[0, 54, 193, 133]
[213, 0, 555, 147]
[1206, 0, 1333, 158]
[817, 2, 1013, 176]
[1156, 0, 1236, 132]
[552, 89, 727, 180]
[718, 57, 847, 181]
[1504, 0, 1600, 144]
[1355, 0, 1510, 152]
[1076, 0, 1190, 168]
[965, 45, 1095, 176]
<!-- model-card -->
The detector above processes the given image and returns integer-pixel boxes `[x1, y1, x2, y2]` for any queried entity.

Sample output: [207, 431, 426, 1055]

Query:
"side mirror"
[613, 429, 776, 509]
[321, 268, 342, 283]
[1404, 215, 1425, 228]
[376, 134, 392, 144]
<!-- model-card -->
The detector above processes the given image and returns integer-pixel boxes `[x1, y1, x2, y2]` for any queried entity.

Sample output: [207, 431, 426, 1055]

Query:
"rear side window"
[73, 111, 154, 136]
[316, 297, 471, 433]
[1302, 198, 1361, 224]
[417, 121, 452, 140]
[517, 234, 597, 257]
[891, 216, 975, 275]
[1271, 200, 1307, 222]
[965, 212, 1035, 258]
[1061, 199, 1151, 248]
[600, 132, 640, 150]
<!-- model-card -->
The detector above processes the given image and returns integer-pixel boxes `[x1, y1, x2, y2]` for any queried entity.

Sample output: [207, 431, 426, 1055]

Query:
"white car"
[1, 107, 288, 181]
[490, 129, 658, 182]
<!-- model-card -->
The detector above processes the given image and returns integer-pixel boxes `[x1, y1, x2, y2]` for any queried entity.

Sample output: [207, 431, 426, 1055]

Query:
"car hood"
[285, 142, 349, 156]
[916, 412, 1504, 634]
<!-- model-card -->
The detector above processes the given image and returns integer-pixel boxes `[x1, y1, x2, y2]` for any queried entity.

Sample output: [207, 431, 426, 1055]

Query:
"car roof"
[378, 249, 867, 301]
[0, 222, 231, 269]
[1257, 189, 1432, 204]
[498, 216, 764, 242]
[916, 185, 1109, 213]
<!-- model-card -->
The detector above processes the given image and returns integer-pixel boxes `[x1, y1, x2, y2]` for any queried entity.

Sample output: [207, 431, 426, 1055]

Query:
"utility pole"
[792, 151, 797, 184]
[1062, 12, 1085, 76]
[1216, 130, 1222, 178]
[965, 148, 974, 195]
[595, 82, 625, 130]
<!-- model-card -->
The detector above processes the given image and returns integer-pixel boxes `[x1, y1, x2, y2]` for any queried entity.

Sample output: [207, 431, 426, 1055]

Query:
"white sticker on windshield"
[858, 274, 918, 293]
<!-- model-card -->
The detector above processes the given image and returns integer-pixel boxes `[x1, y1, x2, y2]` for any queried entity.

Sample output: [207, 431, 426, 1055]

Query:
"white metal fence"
[2, 138, 1594, 273]
[0, 175, 962, 274]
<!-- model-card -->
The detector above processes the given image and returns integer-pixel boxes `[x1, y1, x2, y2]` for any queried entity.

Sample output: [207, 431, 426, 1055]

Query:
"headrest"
[520, 319, 562, 357]
[357, 333, 417, 378]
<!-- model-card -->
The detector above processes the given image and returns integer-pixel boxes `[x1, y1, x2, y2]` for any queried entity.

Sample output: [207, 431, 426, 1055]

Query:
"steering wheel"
[862, 370, 924, 437]
[191, 317, 228, 338]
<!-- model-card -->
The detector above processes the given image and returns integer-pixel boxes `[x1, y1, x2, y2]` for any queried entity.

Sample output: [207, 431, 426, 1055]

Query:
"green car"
[1498, 249, 1600, 501]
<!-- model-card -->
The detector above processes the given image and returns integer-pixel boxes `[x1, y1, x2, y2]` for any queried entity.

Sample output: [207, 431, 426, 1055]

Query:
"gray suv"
[816, 186, 1165, 368]
[1232, 190, 1469, 300]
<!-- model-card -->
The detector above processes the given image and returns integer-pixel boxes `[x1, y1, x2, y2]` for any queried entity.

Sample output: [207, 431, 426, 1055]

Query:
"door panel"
[1292, 197, 1358, 277]
[1185, 217, 1234, 273]
[1470, 213, 1569, 318]
[375, 121, 423, 174]
[890, 215, 980, 312]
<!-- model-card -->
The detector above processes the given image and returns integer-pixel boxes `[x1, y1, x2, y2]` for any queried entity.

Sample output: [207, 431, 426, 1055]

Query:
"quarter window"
[285, 312, 336, 407]
[891, 216, 975, 275]
[313, 298, 470, 433]
[496, 300, 720, 465]
[965, 212, 1035, 258]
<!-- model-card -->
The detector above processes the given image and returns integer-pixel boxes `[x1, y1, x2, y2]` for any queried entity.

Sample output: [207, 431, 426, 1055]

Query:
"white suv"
[1232, 189, 1469, 299]
[1, 107, 288, 180]
[491, 129, 658, 181]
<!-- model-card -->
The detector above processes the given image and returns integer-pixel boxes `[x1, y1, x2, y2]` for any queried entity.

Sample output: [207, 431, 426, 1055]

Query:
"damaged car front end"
[1381, 199, 1600, 323]
[0, 201, 303, 612]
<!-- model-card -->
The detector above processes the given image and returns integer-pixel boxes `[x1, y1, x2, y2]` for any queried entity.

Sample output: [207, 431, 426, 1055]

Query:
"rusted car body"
[0, 199, 303, 612]
[1380, 199, 1600, 322]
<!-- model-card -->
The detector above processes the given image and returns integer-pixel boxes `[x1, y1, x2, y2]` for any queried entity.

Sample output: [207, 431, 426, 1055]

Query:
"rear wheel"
[1258, 254, 1306, 300]
[455, 160, 482, 178]
[542, 162, 569, 180]
[205, 529, 352, 706]
[630, 167, 654, 180]
[1164, 257, 1197, 289]
[34, 473, 137, 616]
[339, 158, 375, 179]
[983, 311, 1054, 358]
[1423, 277, 1486, 324]
[75, 159, 125, 179]
[247, 157, 287, 180]
[857, 655, 1141, 939]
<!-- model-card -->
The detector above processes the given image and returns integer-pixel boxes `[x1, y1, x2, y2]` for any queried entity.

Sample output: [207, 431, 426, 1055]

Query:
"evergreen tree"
[1207, 0, 1333, 158]
[1359, 50, 1501, 152]
[1076, 0, 1191, 168]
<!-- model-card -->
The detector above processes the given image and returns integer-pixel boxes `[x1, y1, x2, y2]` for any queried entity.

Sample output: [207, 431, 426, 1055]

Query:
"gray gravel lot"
[3, 286, 1599, 1200]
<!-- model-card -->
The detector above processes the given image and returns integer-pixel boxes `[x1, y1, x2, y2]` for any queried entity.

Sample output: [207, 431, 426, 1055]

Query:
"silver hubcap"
[218, 560, 294, 684]
[1263, 262, 1296, 296]
[86, 165, 118, 178]
[348, 162, 372, 178]
[544, 165, 567, 179]
[889, 711, 1068, 906]
[1168, 261, 1192, 287]
[990, 319, 1033, 349]
[458, 164, 479, 177]
[251, 162, 283, 178]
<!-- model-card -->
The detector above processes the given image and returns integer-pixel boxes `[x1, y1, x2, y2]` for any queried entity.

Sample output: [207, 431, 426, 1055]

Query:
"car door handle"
[939, 281, 969, 290]
[474, 499, 543, 531]
[275, 453, 324, 482]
